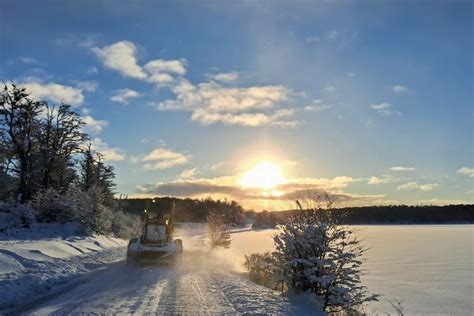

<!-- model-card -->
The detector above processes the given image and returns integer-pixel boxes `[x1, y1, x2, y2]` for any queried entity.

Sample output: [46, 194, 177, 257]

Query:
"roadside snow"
[0, 225, 126, 311]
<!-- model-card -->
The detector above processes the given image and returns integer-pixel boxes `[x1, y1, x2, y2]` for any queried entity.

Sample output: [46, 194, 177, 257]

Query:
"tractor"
[127, 200, 183, 265]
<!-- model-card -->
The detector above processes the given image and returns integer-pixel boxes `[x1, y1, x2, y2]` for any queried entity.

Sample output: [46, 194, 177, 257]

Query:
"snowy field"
[222, 225, 474, 315]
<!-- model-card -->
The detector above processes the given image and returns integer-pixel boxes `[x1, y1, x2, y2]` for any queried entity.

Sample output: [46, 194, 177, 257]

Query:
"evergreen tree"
[79, 145, 116, 207]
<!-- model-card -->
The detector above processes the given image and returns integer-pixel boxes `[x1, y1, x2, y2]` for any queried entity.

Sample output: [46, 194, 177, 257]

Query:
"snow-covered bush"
[77, 185, 113, 235]
[207, 210, 231, 248]
[30, 186, 117, 236]
[0, 202, 36, 232]
[274, 217, 378, 313]
[245, 193, 378, 313]
[32, 188, 77, 223]
[13, 185, 140, 238]
[244, 252, 284, 291]
[111, 210, 141, 239]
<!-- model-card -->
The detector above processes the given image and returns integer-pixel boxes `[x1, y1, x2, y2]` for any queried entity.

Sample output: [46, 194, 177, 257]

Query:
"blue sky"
[1, 0, 472, 210]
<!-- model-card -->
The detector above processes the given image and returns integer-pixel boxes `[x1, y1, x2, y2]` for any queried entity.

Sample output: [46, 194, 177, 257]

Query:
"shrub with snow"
[245, 194, 378, 313]
[111, 210, 141, 239]
[32, 188, 76, 223]
[27, 186, 140, 238]
[207, 210, 232, 249]
[274, 216, 378, 313]
[0, 202, 36, 232]
[244, 252, 284, 291]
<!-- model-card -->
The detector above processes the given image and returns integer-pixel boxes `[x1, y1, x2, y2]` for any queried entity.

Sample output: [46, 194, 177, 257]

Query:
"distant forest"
[251, 204, 474, 228]
[118, 197, 247, 226]
[119, 198, 473, 227]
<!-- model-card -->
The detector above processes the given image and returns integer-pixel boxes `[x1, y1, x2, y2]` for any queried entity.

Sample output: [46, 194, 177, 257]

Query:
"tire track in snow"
[25, 252, 316, 315]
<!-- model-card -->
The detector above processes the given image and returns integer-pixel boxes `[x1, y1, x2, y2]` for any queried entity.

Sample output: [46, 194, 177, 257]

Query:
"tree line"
[119, 196, 247, 226]
[0, 84, 139, 236]
[251, 204, 474, 228]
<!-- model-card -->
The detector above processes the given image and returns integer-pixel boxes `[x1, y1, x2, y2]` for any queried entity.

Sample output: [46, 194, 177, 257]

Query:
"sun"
[238, 161, 287, 189]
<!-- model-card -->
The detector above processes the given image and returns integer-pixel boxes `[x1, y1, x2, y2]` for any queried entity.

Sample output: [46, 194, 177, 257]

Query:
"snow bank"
[0, 229, 127, 311]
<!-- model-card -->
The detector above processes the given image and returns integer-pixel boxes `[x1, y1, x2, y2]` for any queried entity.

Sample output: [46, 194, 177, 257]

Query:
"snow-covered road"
[1, 224, 322, 315]
[23, 252, 316, 315]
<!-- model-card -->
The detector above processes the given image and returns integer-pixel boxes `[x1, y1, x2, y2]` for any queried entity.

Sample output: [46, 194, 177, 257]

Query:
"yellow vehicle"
[126, 202, 183, 265]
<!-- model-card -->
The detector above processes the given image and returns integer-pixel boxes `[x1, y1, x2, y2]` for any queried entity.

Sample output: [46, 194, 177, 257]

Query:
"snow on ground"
[226, 225, 474, 315]
[1, 223, 324, 315]
[26, 251, 320, 315]
[0, 223, 127, 312]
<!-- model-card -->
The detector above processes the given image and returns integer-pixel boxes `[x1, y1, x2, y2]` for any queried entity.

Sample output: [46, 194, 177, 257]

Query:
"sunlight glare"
[238, 162, 287, 189]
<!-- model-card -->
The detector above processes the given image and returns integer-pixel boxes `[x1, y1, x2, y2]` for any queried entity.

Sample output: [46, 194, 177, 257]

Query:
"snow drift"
[0, 225, 126, 312]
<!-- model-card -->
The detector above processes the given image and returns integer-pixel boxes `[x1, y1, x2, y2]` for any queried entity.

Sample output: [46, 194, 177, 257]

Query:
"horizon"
[1, 1, 473, 211]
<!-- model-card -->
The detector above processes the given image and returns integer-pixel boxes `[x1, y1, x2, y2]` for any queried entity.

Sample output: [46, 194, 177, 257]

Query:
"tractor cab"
[142, 213, 173, 244]
[127, 201, 183, 265]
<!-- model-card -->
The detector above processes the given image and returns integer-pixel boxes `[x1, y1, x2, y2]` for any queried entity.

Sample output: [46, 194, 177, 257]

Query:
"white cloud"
[323, 85, 336, 93]
[393, 85, 408, 93]
[156, 79, 298, 127]
[143, 147, 191, 170]
[93, 40, 302, 128]
[370, 102, 401, 116]
[390, 166, 415, 171]
[144, 59, 187, 84]
[93, 40, 300, 128]
[304, 99, 332, 111]
[212, 72, 239, 82]
[178, 168, 197, 179]
[288, 176, 356, 190]
[397, 182, 438, 192]
[92, 41, 147, 79]
[82, 115, 109, 134]
[90, 138, 125, 161]
[368, 176, 391, 185]
[20, 81, 84, 106]
[347, 72, 356, 78]
[92, 41, 187, 85]
[110, 89, 141, 104]
[144, 59, 187, 76]
[74, 80, 97, 92]
[191, 108, 298, 127]
[371, 102, 391, 110]
[457, 167, 474, 178]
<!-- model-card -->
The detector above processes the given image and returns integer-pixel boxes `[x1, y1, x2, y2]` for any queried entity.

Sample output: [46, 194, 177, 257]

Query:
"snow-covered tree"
[0, 85, 43, 202]
[37, 102, 87, 193]
[79, 145, 116, 208]
[274, 216, 378, 313]
[207, 210, 231, 248]
[245, 192, 378, 313]
[32, 188, 76, 223]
